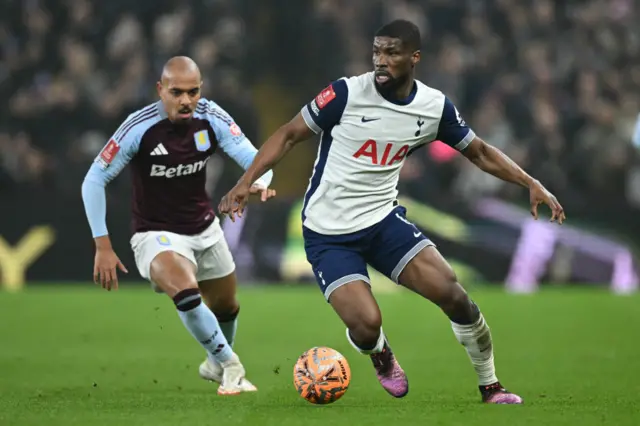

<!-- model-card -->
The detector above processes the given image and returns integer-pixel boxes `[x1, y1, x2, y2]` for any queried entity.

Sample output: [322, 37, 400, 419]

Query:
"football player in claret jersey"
[81, 56, 274, 395]
[220, 20, 565, 403]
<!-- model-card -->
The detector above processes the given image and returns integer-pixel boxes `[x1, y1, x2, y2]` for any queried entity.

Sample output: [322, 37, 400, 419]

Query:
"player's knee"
[420, 260, 471, 320]
[150, 251, 198, 297]
[349, 309, 382, 344]
[426, 268, 459, 306]
[199, 271, 238, 313]
[200, 282, 238, 318]
[329, 280, 381, 345]
[441, 285, 481, 325]
[210, 299, 240, 321]
[440, 260, 458, 287]
[445, 286, 470, 311]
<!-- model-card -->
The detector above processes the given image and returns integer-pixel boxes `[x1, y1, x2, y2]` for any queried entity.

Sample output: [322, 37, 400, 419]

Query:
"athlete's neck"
[394, 78, 415, 100]
[376, 78, 417, 106]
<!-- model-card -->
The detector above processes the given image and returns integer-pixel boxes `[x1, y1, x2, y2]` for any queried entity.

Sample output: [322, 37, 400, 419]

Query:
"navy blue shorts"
[303, 206, 434, 301]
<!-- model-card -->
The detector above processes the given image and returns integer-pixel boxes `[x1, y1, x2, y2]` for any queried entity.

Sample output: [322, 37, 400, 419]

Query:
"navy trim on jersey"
[436, 97, 475, 150]
[114, 108, 159, 143]
[113, 103, 156, 139]
[302, 80, 348, 134]
[302, 129, 334, 221]
[195, 103, 233, 125]
[113, 104, 159, 142]
[377, 81, 418, 106]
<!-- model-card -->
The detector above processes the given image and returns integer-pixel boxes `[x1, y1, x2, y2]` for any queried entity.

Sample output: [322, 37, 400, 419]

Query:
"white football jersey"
[300, 71, 475, 235]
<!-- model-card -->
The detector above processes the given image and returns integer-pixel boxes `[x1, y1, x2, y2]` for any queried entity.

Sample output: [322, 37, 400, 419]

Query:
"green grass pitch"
[1, 284, 639, 425]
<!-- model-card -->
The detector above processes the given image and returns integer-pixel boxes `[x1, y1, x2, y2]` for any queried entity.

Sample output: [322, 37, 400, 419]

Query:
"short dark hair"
[375, 20, 421, 52]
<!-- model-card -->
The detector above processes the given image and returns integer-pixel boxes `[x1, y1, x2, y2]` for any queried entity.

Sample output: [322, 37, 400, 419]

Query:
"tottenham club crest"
[194, 130, 211, 151]
[454, 107, 466, 126]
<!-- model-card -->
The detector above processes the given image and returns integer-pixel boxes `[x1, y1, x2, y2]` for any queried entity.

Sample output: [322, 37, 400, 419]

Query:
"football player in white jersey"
[219, 20, 565, 404]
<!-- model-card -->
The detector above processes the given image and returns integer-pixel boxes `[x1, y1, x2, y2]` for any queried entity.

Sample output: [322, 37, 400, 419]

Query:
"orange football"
[293, 346, 351, 404]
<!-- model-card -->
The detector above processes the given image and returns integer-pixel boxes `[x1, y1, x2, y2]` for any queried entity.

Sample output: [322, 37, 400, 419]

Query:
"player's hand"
[249, 183, 277, 202]
[529, 180, 566, 224]
[219, 181, 252, 222]
[94, 247, 128, 291]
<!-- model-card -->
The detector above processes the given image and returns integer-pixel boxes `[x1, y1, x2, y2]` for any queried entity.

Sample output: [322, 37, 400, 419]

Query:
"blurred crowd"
[298, 0, 640, 234]
[0, 0, 259, 196]
[392, 0, 640, 228]
[1, 0, 639, 235]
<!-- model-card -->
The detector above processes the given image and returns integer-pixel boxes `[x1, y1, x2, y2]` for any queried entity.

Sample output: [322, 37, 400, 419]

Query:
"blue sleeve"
[81, 120, 143, 238]
[81, 180, 109, 238]
[300, 79, 348, 133]
[436, 97, 476, 151]
[205, 101, 274, 187]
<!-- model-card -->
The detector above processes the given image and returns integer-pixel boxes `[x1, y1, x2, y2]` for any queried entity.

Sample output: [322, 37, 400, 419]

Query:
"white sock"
[174, 289, 233, 363]
[451, 314, 498, 386]
[346, 328, 386, 355]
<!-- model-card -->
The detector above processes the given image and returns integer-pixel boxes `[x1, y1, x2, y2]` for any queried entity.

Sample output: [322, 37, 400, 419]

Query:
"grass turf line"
[0, 284, 638, 425]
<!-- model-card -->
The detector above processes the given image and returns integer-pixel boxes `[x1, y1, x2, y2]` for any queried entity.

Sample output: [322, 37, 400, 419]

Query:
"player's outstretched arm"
[219, 79, 348, 220]
[218, 113, 315, 220]
[204, 101, 276, 202]
[81, 124, 144, 290]
[462, 137, 565, 224]
[437, 96, 565, 224]
[82, 166, 129, 291]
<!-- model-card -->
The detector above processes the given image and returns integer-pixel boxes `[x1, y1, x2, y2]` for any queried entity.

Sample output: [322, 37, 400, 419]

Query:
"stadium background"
[1, 0, 638, 292]
[1, 2, 640, 425]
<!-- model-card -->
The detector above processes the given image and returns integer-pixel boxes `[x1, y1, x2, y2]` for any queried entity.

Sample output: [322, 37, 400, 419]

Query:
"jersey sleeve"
[81, 119, 144, 238]
[300, 79, 348, 134]
[436, 97, 476, 151]
[204, 100, 273, 188]
[84, 117, 144, 185]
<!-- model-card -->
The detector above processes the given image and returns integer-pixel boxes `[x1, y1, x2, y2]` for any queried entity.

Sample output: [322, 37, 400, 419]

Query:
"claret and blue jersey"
[299, 71, 476, 300]
[81, 98, 272, 238]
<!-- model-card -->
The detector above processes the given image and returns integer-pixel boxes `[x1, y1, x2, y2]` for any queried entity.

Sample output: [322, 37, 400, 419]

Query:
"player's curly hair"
[375, 20, 421, 52]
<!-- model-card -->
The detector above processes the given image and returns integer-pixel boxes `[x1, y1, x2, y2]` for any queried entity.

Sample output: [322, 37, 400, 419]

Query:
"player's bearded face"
[372, 37, 416, 95]
[374, 69, 410, 94]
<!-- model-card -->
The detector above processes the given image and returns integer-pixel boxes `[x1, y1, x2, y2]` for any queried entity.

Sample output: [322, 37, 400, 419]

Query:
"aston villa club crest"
[194, 130, 211, 151]
[156, 235, 171, 246]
